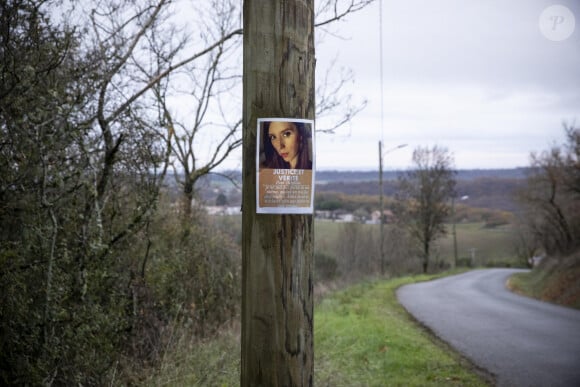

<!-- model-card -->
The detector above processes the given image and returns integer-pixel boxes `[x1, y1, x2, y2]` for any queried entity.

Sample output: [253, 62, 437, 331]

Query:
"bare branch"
[316, 56, 367, 133]
[106, 28, 242, 126]
[315, 0, 375, 28]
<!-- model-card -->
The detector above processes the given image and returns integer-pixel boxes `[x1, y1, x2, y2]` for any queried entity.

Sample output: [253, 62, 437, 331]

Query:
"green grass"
[145, 273, 491, 386]
[141, 329, 240, 386]
[314, 273, 490, 386]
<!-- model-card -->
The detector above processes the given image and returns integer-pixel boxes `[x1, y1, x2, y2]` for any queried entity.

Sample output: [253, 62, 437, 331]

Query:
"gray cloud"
[314, 0, 579, 169]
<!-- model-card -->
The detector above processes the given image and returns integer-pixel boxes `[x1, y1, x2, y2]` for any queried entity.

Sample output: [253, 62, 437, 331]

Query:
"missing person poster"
[256, 118, 315, 214]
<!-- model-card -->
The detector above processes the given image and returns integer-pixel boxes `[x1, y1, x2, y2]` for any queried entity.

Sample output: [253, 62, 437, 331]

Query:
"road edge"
[396, 281, 497, 386]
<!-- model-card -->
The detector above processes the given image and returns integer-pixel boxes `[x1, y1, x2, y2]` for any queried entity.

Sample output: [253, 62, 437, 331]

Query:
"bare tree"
[147, 0, 243, 218]
[0, 0, 216, 382]
[314, 0, 372, 133]
[151, 0, 372, 216]
[517, 124, 580, 256]
[562, 124, 580, 197]
[315, 0, 376, 27]
[395, 146, 456, 273]
[315, 56, 367, 134]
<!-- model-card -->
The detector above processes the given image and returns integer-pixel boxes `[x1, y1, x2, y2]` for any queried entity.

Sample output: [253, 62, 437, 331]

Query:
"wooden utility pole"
[452, 196, 458, 268]
[379, 141, 385, 275]
[241, 1, 315, 386]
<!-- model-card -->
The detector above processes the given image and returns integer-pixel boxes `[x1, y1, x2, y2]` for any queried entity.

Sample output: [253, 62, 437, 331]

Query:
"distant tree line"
[315, 168, 528, 183]
[316, 177, 524, 212]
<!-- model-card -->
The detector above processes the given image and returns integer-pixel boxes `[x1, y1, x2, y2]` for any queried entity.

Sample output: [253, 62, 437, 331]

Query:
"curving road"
[397, 269, 580, 387]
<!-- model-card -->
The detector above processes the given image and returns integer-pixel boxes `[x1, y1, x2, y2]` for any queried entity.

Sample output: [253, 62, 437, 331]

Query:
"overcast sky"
[312, 0, 580, 170]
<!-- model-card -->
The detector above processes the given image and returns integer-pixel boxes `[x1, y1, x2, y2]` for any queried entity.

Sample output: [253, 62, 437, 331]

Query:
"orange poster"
[256, 118, 315, 214]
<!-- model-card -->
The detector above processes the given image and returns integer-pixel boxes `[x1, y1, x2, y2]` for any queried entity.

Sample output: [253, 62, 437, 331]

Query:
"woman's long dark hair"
[262, 121, 312, 169]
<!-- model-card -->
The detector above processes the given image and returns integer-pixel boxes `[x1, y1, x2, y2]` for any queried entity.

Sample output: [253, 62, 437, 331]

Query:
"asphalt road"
[397, 269, 580, 387]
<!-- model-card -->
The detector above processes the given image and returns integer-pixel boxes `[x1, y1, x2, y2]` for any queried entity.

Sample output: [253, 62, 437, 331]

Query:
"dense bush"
[146, 205, 241, 338]
[0, 198, 241, 385]
[0, 1, 245, 384]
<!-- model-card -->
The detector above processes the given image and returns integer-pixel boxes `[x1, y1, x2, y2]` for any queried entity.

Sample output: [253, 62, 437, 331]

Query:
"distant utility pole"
[452, 196, 458, 267]
[452, 195, 467, 268]
[470, 248, 477, 266]
[379, 143, 407, 275]
[379, 141, 385, 274]
[241, 1, 315, 386]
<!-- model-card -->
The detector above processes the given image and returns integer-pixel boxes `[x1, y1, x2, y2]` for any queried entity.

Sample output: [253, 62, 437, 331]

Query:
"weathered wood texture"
[241, 1, 315, 386]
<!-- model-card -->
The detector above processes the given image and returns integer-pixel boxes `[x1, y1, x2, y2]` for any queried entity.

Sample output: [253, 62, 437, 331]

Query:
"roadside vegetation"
[314, 274, 490, 386]
[144, 272, 492, 386]
[509, 125, 580, 310]
[509, 251, 580, 310]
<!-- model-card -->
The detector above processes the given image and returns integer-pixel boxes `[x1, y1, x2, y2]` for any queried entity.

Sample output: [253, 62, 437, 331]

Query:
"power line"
[379, 0, 384, 143]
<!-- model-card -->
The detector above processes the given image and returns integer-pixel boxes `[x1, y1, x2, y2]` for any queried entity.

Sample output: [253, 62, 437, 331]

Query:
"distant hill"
[315, 169, 527, 213]
[177, 168, 528, 212]
[201, 167, 529, 185]
[316, 168, 529, 183]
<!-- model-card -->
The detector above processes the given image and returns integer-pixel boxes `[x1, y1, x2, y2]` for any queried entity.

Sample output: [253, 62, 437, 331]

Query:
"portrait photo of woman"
[256, 118, 315, 214]
[259, 120, 313, 170]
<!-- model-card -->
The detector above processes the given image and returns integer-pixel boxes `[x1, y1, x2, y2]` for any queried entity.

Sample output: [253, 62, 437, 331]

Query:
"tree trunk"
[182, 183, 194, 220]
[423, 240, 430, 273]
[241, 1, 315, 386]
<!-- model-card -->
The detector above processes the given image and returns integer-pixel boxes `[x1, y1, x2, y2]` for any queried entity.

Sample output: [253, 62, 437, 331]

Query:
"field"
[315, 220, 522, 269]
[209, 215, 523, 279]
[433, 222, 520, 266]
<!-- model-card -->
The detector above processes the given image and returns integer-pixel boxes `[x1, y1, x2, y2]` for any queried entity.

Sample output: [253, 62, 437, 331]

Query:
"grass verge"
[142, 329, 240, 386]
[508, 252, 580, 310]
[145, 272, 491, 386]
[315, 273, 491, 386]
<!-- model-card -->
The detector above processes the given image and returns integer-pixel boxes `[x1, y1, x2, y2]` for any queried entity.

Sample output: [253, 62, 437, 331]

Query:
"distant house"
[335, 212, 354, 223]
[314, 209, 355, 222]
[205, 206, 240, 216]
[314, 210, 333, 220]
[369, 209, 395, 224]
[370, 210, 381, 224]
[315, 208, 398, 224]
